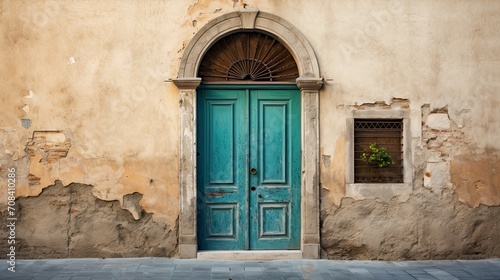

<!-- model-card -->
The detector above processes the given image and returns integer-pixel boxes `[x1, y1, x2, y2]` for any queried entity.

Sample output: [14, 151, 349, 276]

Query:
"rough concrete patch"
[8, 181, 70, 258]
[122, 192, 144, 220]
[345, 184, 411, 202]
[0, 181, 177, 259]
[321, 192, 500, 260]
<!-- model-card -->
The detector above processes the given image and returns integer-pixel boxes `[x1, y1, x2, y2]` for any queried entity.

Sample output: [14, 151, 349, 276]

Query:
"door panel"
[259, 203, 289, 237]
[206, 203, 237, 238]
[250, 89, 301, 249]
[261, 102, 287, 183]
[197, 89, 248, 250]
[208, 102, 235, 183]
[197, 86, 300, 250]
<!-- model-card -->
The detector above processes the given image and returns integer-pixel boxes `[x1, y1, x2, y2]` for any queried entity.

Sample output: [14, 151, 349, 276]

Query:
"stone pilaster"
[173, 78, 201, 259]
[297, 77, 323, 259]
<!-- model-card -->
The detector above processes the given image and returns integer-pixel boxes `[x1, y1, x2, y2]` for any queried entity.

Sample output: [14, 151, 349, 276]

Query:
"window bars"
[354, 119, 404, 183]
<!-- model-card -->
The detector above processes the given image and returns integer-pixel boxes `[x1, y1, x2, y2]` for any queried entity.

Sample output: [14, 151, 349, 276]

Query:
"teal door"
[197, 85, 301, 250]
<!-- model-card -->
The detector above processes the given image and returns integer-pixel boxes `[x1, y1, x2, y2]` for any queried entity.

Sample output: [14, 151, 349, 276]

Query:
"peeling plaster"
[16, 130, 178, 225]
[348, 98, 410, 111]
[122, 192, 144, 220]
[1, 181, 177, 258]
[321, 136, 346, 209]
[420, 105, 500, 207]
[451, 156, 500, 207]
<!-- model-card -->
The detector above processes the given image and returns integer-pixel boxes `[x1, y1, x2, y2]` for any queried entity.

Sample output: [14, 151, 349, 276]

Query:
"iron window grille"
[354, 119, 403, 183]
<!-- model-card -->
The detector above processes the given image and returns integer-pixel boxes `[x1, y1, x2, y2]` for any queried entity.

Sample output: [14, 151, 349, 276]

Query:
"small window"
[354, 119, 403, 183]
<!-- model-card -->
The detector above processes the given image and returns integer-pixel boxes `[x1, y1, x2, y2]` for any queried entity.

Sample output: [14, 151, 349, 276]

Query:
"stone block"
[424, 162, 451, 193]
[427, 114, 451, 130]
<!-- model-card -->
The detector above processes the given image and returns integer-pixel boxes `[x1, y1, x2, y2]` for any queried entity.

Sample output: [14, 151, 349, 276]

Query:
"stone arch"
[174, 9, 323, 259]
[177, 9, 321, 80]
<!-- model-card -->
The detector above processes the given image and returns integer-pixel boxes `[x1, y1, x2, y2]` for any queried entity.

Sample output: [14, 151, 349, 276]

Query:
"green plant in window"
[360, 143, 395, 168]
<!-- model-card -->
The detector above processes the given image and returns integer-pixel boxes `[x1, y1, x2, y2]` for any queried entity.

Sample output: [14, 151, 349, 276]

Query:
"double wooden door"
[197, 85, 301, 250]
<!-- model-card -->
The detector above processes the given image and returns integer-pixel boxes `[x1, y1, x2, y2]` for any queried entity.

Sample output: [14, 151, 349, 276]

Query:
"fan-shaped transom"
[199, 32, 299, 82]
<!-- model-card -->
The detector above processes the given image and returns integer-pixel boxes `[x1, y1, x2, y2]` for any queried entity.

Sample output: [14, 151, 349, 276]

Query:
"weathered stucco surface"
[316, 0, 500, 259]
[321, 192, 500, 260]
[1, 0, 499, 259]
[0, 181, 177, 258]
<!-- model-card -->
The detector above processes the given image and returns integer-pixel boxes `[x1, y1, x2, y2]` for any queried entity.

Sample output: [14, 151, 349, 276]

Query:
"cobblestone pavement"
[1, 258, 499, 280]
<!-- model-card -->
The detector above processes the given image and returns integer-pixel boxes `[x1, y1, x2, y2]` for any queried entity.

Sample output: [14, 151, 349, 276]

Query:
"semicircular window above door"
[198, 32, 299, 82]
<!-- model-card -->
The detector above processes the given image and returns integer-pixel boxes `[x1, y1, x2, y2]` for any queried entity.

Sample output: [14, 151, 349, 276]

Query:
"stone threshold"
[197, 250, 302, 260]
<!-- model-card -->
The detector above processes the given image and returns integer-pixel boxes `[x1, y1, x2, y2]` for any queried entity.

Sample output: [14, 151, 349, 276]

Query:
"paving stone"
[0, 258, 499, 279]
[229, 273, 246, 279]
[210, 276, 231, 280]
[263, 276, 285, 280]
[228, 276, 246, 280]
[283, 271, 302, 277]
[47, 277, 72, 280]
[413, 276, 438, 280]
[244, 266, 263, 271]
[279, 267, 300, 272]
[193, 266, 212, 271]
[424, 268, 460, 280]
[230, 266, 246, 272]
[175, 265, 195, 272]
[212, 266, 230, 272]
[190, 272, 210, 279]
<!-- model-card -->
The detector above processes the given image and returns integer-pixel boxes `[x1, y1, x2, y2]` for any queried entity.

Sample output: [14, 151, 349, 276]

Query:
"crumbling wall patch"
[27, 131, 71, 164]
[0, 181, 177, 258]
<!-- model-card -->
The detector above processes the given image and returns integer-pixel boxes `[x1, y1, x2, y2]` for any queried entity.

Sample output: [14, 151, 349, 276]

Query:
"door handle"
[250, 168, 257, 175]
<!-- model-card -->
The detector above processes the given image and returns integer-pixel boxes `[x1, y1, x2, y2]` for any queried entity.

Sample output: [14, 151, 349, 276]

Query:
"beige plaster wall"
[0, 0, 202, 222]
[318, 0, 500, 207]
[0, 0, 499, 259]
[314, 0, 500, 259]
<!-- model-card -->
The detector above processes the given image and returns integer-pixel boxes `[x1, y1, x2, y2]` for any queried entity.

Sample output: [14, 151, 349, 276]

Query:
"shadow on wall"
[0, 181, 177, 258]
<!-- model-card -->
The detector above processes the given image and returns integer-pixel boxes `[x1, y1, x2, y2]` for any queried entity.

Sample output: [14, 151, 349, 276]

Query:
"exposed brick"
[27, 131, 71, 164]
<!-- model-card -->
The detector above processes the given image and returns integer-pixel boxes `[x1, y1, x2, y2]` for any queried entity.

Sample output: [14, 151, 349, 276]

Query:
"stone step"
[197, 250, 302, 260]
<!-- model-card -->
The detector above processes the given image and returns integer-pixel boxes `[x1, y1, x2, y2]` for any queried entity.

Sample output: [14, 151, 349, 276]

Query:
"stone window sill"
[346, 183, 412, 202]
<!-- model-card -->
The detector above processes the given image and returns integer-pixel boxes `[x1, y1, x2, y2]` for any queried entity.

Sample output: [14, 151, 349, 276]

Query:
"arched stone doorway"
[174, 9, 323, 259]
